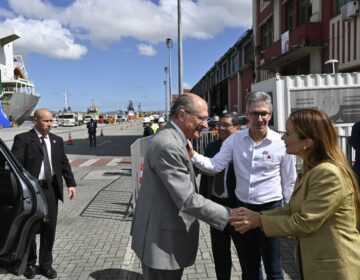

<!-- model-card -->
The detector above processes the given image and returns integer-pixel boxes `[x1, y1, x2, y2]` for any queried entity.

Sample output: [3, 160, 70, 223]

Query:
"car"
[52, 118, 58, 128]
[0, 139, 48, 276]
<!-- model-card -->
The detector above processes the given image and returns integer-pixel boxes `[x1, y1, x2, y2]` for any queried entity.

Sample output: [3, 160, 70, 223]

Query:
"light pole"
[178, 0, 183, 95]
[166, 38, 173, 114]
[164, 66, 168, 121]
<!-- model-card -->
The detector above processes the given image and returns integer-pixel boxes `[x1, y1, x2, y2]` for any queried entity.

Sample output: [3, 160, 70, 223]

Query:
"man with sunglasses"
[192, 92, 296, 280]
[131, 93, 231, 280]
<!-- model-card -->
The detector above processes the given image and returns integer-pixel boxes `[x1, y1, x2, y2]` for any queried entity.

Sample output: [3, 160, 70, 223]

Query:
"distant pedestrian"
[143, 117, 154, 137]
[350, 120, 360, 187]
[12, 108, 76, 279]
[157, 117, 165, 130]
[150, 115, 159, 133]
[87, 118, 97, 147]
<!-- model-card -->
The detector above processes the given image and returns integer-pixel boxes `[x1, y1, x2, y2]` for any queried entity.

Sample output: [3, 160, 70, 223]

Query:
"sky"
[0, 0, 252, 112]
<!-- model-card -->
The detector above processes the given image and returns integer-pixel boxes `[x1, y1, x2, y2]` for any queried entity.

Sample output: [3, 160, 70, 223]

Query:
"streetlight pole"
[164, 66, 168, 121]
[178, 0, 183, 95]
[166, 38, 173, 115]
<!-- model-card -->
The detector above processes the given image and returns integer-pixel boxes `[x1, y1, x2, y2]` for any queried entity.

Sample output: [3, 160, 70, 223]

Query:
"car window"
[0, 151, 21, 253]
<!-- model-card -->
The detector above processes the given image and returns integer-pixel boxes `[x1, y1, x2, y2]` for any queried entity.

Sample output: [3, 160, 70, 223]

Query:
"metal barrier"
[130, 135, 153, 210]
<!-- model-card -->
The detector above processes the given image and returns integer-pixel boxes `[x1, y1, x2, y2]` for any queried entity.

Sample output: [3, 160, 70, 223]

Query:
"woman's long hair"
[289, 108, 360, 221]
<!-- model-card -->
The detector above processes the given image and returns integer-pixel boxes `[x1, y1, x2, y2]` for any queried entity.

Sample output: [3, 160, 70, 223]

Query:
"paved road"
[0, 123, 299, 279]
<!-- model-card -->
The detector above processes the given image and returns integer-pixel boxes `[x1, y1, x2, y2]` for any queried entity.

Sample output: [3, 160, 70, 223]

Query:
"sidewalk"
[0, 164, 299, 280]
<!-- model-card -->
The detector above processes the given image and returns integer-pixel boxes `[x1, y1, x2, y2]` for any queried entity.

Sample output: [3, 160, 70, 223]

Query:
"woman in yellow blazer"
[231, 108, 360, 280]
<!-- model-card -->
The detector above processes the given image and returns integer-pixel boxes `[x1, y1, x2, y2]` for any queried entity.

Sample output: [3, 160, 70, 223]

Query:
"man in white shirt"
[192, 92, 296, 280]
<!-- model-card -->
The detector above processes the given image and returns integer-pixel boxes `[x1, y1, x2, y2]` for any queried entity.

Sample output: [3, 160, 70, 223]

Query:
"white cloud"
[183, 82, 192, 90]
[138, 43, 156, 56]
[0, 17, 87, 59]
[3, 0, 252, 58]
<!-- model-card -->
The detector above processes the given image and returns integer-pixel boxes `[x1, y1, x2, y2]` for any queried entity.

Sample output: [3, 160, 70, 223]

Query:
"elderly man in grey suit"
[131, 93, 231, 280]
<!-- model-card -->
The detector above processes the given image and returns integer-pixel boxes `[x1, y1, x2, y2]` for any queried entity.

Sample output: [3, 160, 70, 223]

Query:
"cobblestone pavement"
[0, 163, 299, 280]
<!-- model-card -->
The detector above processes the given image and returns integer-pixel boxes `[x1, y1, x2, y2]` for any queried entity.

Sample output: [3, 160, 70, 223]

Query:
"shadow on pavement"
[89, 268, 142, 279]
[64, 135, 141, 157]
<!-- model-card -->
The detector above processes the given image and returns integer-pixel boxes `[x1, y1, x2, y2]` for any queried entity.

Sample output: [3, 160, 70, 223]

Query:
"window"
[261, 19, 273, 49]
[216, 69, 220, 83]
[286, 1, 296, 31]
[231, 53, 239, 72]
[299, 0, 311, 24]
[333, 0, 351, 15]
[244, 43, 253, 65]
[222, 62, 228, 78]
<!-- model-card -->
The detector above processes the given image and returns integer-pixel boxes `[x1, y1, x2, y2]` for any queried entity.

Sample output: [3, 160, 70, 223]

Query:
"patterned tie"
[41, 136, 52, 182]
[214, 170, 225, 196]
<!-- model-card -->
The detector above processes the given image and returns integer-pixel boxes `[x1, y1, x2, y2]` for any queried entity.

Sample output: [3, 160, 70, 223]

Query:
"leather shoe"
[23, 265, 36, 279]
[39, 267, 57, 279]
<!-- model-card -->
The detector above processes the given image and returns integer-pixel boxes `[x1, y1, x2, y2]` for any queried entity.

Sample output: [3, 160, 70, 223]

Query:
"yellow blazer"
[261, 162, 360, 280]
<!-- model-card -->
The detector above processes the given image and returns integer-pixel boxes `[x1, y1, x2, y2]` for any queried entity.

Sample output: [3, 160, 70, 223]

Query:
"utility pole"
[178, 0, 183, 95]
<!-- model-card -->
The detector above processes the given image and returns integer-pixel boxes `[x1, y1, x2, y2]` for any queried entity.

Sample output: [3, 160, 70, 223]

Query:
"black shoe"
[39, 267, 57, 279]
[23, 265, 36, 279]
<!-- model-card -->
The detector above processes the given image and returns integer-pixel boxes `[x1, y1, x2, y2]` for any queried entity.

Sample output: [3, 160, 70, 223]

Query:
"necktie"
[186, 144, 193, 162]
[214, 170, 225, 196]
[41, 136, 52, 182]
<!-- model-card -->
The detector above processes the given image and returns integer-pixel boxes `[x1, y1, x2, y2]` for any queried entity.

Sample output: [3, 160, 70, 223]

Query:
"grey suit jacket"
[131, 122, 230, 270]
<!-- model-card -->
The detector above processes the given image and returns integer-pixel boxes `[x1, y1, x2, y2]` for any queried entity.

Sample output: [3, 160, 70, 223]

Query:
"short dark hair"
[221, 113, 243, 126]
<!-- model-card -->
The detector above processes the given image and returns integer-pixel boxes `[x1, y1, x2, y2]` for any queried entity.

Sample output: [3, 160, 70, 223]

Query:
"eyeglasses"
[248, 111, 271, 119]
[218, 122, 234, 128]
[184, 110, 208, 122]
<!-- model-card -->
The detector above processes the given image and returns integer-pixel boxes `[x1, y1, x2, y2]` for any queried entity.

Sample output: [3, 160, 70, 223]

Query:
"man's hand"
[68, 187, 76, 200]
[230, 207, 262, 234]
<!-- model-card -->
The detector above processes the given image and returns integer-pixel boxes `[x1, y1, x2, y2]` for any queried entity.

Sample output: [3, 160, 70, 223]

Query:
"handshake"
[229, 207, 262, 234]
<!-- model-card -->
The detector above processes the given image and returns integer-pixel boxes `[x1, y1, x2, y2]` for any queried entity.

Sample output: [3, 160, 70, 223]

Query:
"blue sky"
[0, 0, 252, 112]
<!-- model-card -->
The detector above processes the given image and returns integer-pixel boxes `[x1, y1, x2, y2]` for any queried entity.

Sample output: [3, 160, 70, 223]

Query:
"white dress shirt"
[35, 129, 54, 180]
[193, 128, 296, 204]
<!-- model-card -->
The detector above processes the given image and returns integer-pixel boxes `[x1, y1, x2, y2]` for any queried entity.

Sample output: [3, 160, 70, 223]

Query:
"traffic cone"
[66, 133, 74, 145]
[100, 128, 104, 136]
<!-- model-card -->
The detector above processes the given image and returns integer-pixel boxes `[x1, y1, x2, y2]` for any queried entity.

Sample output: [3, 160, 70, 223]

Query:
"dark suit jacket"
[199, 139, 236, 207]
[11, 129, 76, 201]
[87, 121, 97, 134]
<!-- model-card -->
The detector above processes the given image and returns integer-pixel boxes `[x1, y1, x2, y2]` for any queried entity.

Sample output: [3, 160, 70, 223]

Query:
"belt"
[38, 175, 56, 186]
[237, 199, 282, 209]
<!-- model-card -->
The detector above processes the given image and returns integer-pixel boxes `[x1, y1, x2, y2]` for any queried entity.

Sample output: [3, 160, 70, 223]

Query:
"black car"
[0, 138, 48, 276]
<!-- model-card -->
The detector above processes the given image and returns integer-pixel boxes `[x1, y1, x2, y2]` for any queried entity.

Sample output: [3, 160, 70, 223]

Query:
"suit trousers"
[88, 132, 96, 147]
[141, 262, 183, 280]
[209, 196, 244, 280]
[28, 180, 59, 269]
[235, 199, 283, 280]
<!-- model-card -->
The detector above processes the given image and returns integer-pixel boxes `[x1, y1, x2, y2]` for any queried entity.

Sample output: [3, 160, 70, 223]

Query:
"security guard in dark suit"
[12, 108, 76, 279]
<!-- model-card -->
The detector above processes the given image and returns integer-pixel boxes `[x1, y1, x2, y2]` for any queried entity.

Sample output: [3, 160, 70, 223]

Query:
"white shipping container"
[251, 72, 360, 132]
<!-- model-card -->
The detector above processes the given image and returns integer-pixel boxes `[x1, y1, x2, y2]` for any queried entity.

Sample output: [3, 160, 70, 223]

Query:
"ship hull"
[0, 92, 40, 127]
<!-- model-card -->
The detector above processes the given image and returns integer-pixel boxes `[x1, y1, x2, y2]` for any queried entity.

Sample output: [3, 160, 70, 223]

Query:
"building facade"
[191, 29, 254, 116]
[191, 1, 360, 115]
[254, 0, 360, 81]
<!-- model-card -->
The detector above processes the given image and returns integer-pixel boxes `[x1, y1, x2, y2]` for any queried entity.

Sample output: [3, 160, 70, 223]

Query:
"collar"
[170, 120, 187, 145]
[34, 128, 49, 139]
[243, 128, 276, 143]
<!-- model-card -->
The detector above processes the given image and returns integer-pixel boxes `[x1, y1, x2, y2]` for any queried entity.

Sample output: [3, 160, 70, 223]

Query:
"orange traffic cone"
[66, 133, 74, 145]
[100, 128, 104, 136]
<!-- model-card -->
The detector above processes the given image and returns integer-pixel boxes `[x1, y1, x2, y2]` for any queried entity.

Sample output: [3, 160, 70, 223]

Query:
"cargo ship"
[0, 32, 40, 128]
